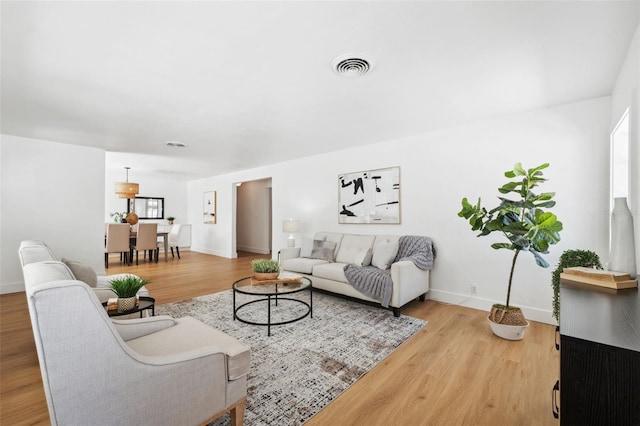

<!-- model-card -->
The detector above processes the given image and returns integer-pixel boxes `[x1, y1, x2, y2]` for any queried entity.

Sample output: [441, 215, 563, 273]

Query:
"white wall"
[611, 23, 639, 273]
[1, 135, 105, 293]
[187, 97, 612, 325]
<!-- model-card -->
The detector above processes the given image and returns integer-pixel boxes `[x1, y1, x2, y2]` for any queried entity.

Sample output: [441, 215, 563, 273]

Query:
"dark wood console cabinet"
[557, 281, 640, 425]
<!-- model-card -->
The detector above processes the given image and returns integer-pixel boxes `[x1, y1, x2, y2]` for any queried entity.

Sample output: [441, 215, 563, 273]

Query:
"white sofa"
[279, 232, 435, 316]
[18, 240, 148, 302]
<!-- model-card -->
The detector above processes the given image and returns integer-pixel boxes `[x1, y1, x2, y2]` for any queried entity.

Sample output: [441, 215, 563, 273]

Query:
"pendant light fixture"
[114, 167, 139, 199]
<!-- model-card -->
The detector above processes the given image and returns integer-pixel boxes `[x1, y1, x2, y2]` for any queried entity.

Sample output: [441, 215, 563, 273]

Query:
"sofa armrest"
[112, 315, 178, 341]
[278, 247, 301, 262]
[390, 260, 430, 307]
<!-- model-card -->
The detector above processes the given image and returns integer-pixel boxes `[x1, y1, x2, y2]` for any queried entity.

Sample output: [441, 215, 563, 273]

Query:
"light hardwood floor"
[0, 250, 559, 425]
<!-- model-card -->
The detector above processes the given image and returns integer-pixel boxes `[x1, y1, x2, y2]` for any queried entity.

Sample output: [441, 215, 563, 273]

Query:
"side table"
[102, 296, 156, 318]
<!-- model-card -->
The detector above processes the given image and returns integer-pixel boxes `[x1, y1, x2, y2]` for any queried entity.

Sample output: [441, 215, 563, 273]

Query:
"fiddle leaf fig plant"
[458, 162, 563, 309]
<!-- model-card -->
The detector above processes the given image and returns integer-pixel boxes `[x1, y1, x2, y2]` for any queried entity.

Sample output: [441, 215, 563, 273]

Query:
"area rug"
[156, 290, 427, 426]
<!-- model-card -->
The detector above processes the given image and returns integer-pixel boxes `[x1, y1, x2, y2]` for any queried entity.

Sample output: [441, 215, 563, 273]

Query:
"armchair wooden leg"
[176, 246, 180, 259]
[230, 399, 245, 426]
[105, 253, 109, 269]
[199, 398, 246, 426]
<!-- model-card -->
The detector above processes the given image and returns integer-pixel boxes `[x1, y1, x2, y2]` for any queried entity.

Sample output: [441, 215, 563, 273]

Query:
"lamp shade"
[115, 182, 139, 199]
[114, 167, 139, 199]
[282, 220, 300, 233]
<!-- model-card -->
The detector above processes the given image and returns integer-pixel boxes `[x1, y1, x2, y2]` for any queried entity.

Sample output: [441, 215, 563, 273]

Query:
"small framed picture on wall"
[203, 191, 216, 224]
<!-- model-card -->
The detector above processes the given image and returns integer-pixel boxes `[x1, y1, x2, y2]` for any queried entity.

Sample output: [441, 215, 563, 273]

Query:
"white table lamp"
[282, 220, 300, 247]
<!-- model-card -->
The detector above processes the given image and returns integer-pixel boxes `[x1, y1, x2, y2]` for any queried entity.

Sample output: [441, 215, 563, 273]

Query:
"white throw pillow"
[353, 248, 372, 267]
[371, 241, 399, 270]
[301, 236, 325, 258]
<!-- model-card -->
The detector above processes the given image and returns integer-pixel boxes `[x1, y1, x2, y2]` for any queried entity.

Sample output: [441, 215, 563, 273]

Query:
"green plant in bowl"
[109, 276, 150, 298]
[251, 259, 280, 273]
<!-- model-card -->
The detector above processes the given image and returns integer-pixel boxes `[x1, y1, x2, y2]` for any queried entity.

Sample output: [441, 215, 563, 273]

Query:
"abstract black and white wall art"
[338, 166, 400, 224]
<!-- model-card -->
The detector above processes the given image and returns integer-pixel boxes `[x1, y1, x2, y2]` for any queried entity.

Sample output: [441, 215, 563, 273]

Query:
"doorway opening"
[234, 178, 273, 257]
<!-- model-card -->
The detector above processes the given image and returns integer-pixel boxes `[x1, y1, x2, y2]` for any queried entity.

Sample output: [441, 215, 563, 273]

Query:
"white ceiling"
[2, 1, 638, 180]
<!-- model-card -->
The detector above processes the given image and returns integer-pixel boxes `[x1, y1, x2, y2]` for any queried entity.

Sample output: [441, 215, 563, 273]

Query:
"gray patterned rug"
[156, 289, 426, 426]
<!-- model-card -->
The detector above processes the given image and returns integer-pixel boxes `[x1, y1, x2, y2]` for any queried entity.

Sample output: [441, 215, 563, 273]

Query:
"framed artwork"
[203, 191, 217, 224]
[338, 166, 400, 224]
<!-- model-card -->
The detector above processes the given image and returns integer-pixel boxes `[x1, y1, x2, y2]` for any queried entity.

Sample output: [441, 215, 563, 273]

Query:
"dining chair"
[104, 223, 131, 268]
[158, 224, 182, 259]
[131, 223, 158, 265]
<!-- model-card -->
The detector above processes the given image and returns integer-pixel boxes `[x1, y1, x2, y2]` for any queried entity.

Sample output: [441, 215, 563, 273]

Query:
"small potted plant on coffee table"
[109, 276, 150, 312]
[251, 259, 280, 281]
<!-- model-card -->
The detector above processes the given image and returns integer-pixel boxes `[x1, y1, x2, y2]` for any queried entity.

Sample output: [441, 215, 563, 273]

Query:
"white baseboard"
[236, 245, 270, 255]
[428, 289, 556, 325]
[1, 281, 25, 294]
[190, 246, 234, 258]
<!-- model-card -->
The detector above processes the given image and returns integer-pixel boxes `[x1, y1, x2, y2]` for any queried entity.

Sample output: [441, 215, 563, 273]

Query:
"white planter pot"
[487, 316, 529, 340]
[117, 296, 137, 313]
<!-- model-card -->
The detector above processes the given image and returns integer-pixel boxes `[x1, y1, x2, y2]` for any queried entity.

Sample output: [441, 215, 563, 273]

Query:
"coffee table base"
[233, 294, 312, 336]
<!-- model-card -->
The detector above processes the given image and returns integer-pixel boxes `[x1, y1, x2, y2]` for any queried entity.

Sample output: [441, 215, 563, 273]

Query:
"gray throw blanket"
[343, 236, 436, 307]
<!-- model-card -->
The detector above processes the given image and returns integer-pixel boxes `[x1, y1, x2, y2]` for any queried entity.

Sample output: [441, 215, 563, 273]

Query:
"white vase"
[608, 197, 637, 279]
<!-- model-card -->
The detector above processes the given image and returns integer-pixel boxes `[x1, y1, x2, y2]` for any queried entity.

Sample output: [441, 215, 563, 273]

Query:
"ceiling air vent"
[332, 54, 374, 77]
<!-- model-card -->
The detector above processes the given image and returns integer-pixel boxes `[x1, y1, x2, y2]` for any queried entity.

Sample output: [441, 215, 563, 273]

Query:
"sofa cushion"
[372, 240, 399, 270]
[310, 240, 337, 262]
[62, 258, 98, 287]
[281, 257, 329, 274]
[312, 263, 349, 283]
[335, 234, 375, 264]
[300, 236, 325, 258]
[353, 248, 373, 267]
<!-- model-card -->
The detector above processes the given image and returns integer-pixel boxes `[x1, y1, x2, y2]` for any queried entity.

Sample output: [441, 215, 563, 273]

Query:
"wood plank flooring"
[0, 251, 559, 425]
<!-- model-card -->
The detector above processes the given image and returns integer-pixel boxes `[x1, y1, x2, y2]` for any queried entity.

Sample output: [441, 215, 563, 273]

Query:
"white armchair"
[21, 260, 250, 426]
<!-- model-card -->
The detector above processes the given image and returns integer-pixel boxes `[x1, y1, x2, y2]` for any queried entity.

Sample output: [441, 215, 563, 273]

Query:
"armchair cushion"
[127, 316, 251, 381]
[62, 258, 98, 287]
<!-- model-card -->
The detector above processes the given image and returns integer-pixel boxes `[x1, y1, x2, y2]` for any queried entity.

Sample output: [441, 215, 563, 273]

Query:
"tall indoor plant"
[458, 163, 563, 339]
